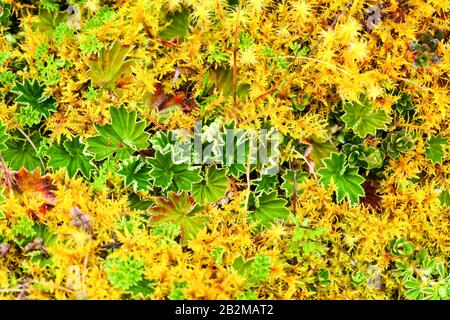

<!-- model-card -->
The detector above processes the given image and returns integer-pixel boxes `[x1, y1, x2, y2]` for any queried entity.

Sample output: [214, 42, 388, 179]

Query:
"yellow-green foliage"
[0, 0, 449, 300]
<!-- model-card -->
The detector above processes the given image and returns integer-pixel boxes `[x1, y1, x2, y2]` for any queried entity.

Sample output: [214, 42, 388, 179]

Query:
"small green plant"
[317, 152, 365, 205]
[382, 131, 414, 159]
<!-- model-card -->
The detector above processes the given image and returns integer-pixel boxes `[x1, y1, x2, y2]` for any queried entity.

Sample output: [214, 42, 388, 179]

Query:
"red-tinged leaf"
[148, 191, 206, 245]
[13, 168, 56, 218]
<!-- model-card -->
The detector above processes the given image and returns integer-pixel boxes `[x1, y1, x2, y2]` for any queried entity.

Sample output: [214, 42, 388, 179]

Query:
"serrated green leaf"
[147, 151, 174, 189]
[47, 136, 95, 178]
[118, 156, 152, 192]
[150, 131, 176, 153]
[317, 152, 365, 205]
[148, 150, 201, 191]
[148, 191, 206, 245]
[192, 165, 228, 204]
[281, 170, 308, 196]
[171, 164, 202, 191]
[3, 131, 42, 171]
[127, 279, 156, 297]
[226, 163, 246, 178]
[253, 174, 279, 194]
[425, 135, 448, 164]
[11, 78, 56, 119]
[342, 97, 391, 138]
[87, 107, 150, 161]
[87, 41, 134, 91]
[249, 191, 290, 230]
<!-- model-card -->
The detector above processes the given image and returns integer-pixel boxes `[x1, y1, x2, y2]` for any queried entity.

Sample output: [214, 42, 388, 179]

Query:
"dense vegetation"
[0, 0, 449, 300]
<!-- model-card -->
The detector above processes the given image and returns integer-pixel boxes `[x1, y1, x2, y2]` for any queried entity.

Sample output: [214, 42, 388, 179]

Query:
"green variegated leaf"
[192, 165, 228, 204]
[47, 136, 95, 178]
[87, 107, 150, 161]
[317, 152, 365, 205]
[150, 131, 176, 153]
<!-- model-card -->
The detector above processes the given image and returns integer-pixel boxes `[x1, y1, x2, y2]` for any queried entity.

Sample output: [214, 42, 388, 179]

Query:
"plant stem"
[232, 1, 241, 107]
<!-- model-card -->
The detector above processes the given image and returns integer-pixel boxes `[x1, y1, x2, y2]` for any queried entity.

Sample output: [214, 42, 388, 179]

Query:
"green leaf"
[405, 288, 422, 300]
[0, 122, 9, 151]
[158, 9, 190, 42]
[425, 136, 448, 164]
[47, 136, 95, 178]
[148, 191, 207, 245]
[405, 277, 421, 290]
[128, 193, 152, 211]
[11, 78, 56, 120]
[341, 97, 391, 138]
[253, 174, 279, 194]
[192, 165, 228, 204]
[87, 41, 134, 91]
[32, 10, 67, 37]
[118, 156, 152, 192]
[147, 151, 174, 189]
[127, 279, 156, 297]
[281, 170, 308, 196]
[317, 152, 365, 205]
[172, 164, 202, 191]
[0, 2, 11, 26]
[87, 107, 150, 161]
[3, 131, 43, 171]
[439, 190, 450, 207]
[249, 191, 290, 230]
[149, 131, 176, 153]
[309, 138, 337, 169]
[148, 150, 201, 191]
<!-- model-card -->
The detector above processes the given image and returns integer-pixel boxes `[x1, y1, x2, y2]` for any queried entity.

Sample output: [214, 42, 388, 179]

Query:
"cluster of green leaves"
[390, 239, 450, 300]
[11, 79, 56, 127]
[104, 255, 155, 297]
[286, 218, 328, 261]
[410, 29, 445, 68]
[232, 254, 272, 286]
